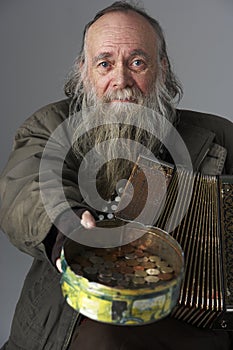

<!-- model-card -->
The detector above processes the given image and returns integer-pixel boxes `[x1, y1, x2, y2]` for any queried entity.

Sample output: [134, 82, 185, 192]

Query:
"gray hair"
[64, 1, 183, 104]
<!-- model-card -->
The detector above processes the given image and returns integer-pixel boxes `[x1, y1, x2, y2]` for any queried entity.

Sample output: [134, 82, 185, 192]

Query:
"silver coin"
[132, 277, 145, 285]
[161, 266, 174, 274]
[98, 270, 112, 278]
[148, 255, 161, 263]
[156, 260, 169, 268]
[145, 276, 160, 283]
[125, 253, 136, 260]
[98, 276, 112, 284]
[134, 270, 147, 278]
[146, 268, 160, 276]
[137, 256, 148, 263]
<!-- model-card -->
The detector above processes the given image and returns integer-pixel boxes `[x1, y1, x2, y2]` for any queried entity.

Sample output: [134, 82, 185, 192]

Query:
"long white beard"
[72, 84, 175, 199]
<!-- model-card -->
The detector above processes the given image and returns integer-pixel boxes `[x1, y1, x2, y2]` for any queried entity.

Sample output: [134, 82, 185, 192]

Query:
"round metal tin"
[60, 220, 184, 325]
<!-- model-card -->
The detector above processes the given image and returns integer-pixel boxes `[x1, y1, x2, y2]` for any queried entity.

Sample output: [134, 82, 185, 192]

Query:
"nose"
[112, 63, 134, 89]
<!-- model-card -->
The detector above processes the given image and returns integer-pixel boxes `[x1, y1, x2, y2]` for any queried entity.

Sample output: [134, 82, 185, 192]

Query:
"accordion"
[116, 155, 233, 330]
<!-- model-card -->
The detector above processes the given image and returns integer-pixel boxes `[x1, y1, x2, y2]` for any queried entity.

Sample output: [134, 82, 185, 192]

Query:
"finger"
[80, 210, 96, 229]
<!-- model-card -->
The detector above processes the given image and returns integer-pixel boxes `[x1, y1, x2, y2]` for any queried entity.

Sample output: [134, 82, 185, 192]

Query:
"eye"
[98, 61, 110, 68]
[131, 59, 146, 71]
[133, 59, 143, 67]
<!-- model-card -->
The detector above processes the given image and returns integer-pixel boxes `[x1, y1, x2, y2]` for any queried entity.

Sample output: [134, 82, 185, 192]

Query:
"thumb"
[80, 210, 96, 229]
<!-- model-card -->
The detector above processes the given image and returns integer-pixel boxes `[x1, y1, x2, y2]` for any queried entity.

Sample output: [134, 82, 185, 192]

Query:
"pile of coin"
[69, 240, 175, 289]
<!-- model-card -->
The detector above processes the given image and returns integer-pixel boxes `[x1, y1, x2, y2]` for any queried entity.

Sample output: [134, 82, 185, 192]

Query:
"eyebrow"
[92, 52, 112, 65]
[129, 49, 151, 61]
[92, 49, 151, 65]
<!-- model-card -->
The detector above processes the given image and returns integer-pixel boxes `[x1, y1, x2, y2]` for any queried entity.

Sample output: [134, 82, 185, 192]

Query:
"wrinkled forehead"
[85, 10, 158, 55]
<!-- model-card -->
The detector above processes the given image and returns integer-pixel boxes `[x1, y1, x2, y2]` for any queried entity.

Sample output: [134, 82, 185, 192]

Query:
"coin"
[126, 259, 138, 267]
[104, 261, 115, 269]
[84, 266, 98, 275]
[89, 256, 104, 264]
[133, 265, 145, 271]
[137, 256, 148, 263]
[146, 268, 160, 276]
[158, 273, 173, 281]
[69, 238, 176, 289]
[161, 266, 174, 274]
[132, 277, 145, 285]
[145, 276, 160, 283]
[148, 255, 161, 263]
[134, 249, 144, 257]
[125, 253, 136, 260]
[134, 270, 147, 277]
[115, 260, 127, 268]
[156, 260, 169, 268]
[142, 262, 155, 269]
[120, 266, 134, 274]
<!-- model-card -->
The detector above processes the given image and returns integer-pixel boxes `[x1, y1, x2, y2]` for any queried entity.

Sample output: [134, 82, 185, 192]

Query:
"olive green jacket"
[0, 99, 233, 349]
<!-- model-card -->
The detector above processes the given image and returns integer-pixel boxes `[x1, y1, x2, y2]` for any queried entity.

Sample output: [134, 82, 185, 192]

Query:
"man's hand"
[56, 210, 96, 273]
[80, 210, 96, 229]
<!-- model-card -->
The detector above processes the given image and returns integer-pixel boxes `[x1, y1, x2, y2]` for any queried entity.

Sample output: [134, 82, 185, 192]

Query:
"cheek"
[87, 68, 107, 97]
[92, 76, 110, 97]
[134, 76, 152, 95]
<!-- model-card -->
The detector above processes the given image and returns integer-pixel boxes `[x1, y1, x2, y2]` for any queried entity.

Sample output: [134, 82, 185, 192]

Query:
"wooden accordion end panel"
[116, 155, 233, 329]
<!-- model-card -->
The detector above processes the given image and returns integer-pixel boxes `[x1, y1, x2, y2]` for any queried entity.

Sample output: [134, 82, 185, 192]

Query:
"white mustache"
[103, 87, 144, 104]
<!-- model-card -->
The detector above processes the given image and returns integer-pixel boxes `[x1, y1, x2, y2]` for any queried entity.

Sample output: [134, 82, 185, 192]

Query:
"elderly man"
[1, 1, 233, 349]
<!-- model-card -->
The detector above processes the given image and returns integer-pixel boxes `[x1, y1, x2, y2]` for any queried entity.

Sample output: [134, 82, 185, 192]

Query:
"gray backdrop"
[1, 0, 233, 345]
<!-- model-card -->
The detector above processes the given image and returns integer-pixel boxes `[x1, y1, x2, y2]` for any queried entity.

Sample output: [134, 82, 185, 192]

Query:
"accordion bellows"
[116, 156, 233, 329]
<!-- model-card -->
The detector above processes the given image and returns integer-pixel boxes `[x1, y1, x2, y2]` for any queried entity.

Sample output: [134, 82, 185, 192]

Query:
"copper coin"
[120, 266, 134, 274]
[134, 249, 144, 257]
[133, 265, 145, 271]
[158, 273, 173, 281]
[126, 260, 138, 267]
[115, 260, 127, 268]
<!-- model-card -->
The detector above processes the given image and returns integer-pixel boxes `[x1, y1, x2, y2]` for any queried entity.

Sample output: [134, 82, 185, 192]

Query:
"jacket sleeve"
[0, 100, 86, 258]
